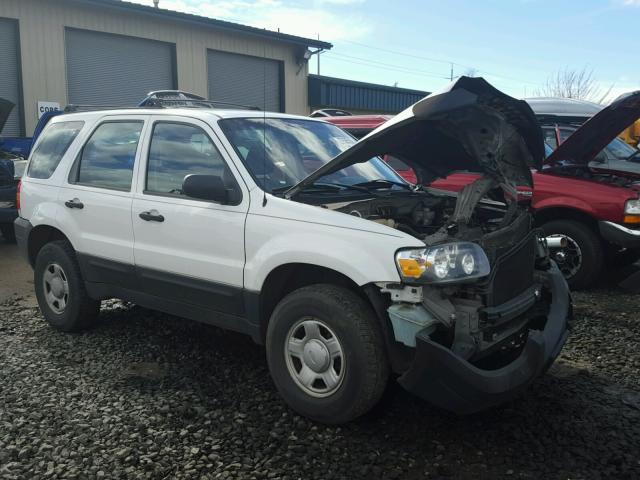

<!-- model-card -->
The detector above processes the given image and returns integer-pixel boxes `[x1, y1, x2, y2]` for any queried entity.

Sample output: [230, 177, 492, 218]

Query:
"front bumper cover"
[599, 221, 640, 249]
[397, 263, 570, 414]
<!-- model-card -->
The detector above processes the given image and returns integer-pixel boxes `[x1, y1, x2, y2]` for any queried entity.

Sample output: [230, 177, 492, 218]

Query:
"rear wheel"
[541, 220, 603, 290]
[266, 284, 389, 424]
[34, 240, 100, 332]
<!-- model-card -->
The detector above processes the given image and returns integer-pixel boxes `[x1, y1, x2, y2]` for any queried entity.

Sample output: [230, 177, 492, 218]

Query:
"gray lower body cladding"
[397, 262, 570, 414]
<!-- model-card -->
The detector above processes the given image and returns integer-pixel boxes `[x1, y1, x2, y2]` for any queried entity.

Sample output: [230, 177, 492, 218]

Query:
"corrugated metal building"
[308, 75, 429, 115]
[0, 0, 331, 136]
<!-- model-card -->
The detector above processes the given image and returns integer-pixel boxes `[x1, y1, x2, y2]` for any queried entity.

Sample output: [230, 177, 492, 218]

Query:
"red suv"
[326, 92, 640, 289]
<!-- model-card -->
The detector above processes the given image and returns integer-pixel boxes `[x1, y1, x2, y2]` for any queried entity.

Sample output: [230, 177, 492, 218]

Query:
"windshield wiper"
[272, 183, 342, 194]
[350, 179, 413, 190]
[625, 150, 640, 162]
[272, 182, 378, 196]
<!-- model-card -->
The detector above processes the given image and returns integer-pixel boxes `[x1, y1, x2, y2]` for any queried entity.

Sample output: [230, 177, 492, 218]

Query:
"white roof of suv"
[50, 108, 324, 124]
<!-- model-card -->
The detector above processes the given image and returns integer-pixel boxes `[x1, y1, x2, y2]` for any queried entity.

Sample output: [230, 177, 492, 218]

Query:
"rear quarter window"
[27, 121, 84, 179]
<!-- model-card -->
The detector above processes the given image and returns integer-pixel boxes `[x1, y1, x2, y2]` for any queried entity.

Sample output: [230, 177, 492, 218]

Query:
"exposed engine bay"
[546, 164, 640, 188]
[318, 176, 530, 259]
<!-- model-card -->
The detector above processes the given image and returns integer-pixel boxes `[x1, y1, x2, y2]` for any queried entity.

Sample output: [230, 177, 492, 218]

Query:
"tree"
[463, 67, 478, 78]
[536, 66, 603, 102]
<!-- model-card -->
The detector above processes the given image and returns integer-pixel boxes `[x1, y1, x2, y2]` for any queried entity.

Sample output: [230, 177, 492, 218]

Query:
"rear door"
[57, 116, 148, 286]
[132, 116, 249, 316]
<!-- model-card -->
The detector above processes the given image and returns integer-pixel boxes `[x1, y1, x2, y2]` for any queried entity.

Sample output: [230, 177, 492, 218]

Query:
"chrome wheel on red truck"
[542, 220, 603, 290]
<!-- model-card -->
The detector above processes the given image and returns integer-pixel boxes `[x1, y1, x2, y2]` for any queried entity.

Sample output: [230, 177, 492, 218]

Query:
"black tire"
[266, 284, 389, 424]
[34, 240, 100, 332]
[0, 223, 16, 243]
[541, 220, 603, 290]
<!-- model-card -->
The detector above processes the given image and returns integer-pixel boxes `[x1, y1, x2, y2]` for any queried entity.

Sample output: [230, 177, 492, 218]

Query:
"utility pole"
[317, 34, 321, 75]
[450, 63, 454, 81]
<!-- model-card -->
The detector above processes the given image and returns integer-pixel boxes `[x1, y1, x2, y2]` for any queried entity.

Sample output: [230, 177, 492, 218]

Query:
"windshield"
[606, 136, 637, 161]
[219, 117, 402, 193]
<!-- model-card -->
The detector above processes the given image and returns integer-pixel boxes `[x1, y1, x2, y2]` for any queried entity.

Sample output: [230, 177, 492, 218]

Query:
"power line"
[336, 39, 541, 87]
[323, 55, 451, 82]
[339, 39, 473, 69]
[326, 52, 451, 79]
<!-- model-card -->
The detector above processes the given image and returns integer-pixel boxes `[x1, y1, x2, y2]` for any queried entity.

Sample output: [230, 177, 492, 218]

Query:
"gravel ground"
[1, 285, 639, 480]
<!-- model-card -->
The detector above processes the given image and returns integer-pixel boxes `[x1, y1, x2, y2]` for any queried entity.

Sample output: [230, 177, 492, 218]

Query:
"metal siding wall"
[65, 29, 175, 106]
[207, 50, 281, 112]
[308, 75, 428, 113]
[0, 17, 20, 135]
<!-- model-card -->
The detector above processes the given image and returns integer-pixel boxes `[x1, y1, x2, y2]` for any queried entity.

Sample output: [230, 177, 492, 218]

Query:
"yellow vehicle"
[620, 119, 640, 148]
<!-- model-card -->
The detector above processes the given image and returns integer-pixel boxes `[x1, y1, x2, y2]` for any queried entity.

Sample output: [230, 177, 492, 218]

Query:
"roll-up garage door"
[65, 29, 175, 107]
[208, 50, 282, 112]
[0, 18, 21, 136]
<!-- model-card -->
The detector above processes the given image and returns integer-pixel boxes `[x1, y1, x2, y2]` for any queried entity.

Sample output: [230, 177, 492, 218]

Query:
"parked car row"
[14, 78, 571, 423]
[326, 92, 640, 289]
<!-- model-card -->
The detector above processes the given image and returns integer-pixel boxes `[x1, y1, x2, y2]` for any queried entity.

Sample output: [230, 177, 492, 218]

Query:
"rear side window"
[27, 121, 84, 179]
[146, 122, 229, 196]
[74, 121, 143, 191]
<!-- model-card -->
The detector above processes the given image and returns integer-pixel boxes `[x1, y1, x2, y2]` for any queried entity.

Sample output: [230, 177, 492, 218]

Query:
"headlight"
[625, 199, 640, 215]
[395, 242, 490, 284]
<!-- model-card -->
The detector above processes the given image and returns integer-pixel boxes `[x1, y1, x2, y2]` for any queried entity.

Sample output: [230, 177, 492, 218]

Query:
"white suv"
[15, 79, 570, 423]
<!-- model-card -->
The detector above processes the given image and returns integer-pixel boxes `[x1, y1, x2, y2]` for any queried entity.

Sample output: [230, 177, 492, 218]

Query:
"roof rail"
[64, 104, 129, 113]
[138, 90, 261, 110]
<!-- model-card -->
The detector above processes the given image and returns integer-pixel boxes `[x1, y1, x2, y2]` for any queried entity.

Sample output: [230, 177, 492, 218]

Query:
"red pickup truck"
[326, 92, 640, 289]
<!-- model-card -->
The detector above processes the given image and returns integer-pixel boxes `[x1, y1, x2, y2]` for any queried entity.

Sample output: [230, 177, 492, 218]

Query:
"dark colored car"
[525, 97, 640, 175]
[0, 99, 27, 241]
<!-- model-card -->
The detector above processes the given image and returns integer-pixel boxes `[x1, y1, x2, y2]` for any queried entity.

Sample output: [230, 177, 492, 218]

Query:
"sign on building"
[37, 101, 61, 119]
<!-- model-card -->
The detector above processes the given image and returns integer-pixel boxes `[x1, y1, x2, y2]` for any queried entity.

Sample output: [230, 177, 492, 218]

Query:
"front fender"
[244, 215, 422, 292]
[533, 196, 598, 217]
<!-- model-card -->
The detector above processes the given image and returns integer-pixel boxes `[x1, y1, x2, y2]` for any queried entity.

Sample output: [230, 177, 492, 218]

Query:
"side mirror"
[182, 174, 236, 204]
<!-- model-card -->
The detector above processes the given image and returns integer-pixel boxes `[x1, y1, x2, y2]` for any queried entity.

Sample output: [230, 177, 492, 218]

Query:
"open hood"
[287, 77, 544, 198]
[0, 98, 15, 134]
[545, 91, 640, 167]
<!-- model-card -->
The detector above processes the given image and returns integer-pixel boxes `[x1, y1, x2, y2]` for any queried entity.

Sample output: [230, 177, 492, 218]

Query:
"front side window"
[542, 127, 558, 149]
[28, 121, 84, 179]
[146, 123, 229, 195]
[219, 117, 399, 193]
[76, 121, 143, 190]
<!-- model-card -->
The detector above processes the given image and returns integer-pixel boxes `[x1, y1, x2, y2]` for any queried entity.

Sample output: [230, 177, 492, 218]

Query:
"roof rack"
[138, 90, 261, 110]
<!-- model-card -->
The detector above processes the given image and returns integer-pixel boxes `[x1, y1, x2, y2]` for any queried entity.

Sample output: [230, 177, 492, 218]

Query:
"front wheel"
[266, 284, 389, 424]
[541, 220, 603, 290]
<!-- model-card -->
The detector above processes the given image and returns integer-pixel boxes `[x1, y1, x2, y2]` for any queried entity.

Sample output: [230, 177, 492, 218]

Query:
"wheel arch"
[256, 263, 364, 342]
[534, 206, 599, 232]
[27, 224, 73, 267]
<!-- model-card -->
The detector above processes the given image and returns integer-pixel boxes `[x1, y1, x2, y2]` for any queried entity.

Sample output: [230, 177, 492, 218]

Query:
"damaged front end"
[291, 77, 571, 413]
[378, 211, 570, 414]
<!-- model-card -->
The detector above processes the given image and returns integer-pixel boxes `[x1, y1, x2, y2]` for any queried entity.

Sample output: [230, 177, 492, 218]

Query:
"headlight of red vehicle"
[624, 199, 640, 223]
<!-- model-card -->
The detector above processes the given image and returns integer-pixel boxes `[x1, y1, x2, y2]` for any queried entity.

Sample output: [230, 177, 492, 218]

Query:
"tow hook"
[545, 236, 568, 248]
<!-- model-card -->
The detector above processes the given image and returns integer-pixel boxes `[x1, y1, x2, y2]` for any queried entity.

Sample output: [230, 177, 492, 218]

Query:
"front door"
[132, 116, 249, 316]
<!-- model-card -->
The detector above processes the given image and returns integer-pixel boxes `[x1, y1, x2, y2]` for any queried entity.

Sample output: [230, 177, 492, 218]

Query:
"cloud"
[618, 0, 640, 6]
[124, 0, 372, 41]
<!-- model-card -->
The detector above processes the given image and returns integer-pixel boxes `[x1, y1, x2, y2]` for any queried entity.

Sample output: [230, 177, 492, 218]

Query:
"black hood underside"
[287, 77, 545, 198]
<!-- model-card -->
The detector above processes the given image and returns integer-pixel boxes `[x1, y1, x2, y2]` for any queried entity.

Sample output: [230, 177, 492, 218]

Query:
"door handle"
[139, 210, 164, 222]
[64, 198, 84, 209]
